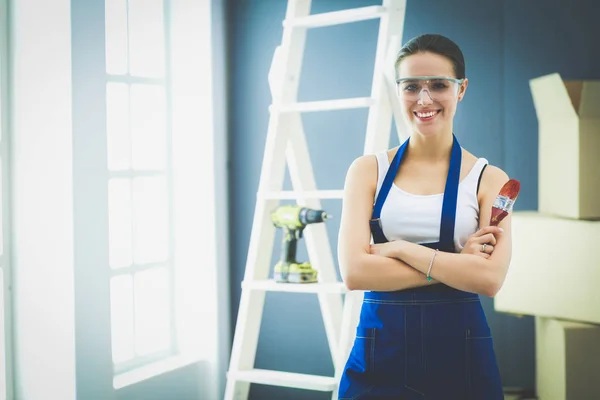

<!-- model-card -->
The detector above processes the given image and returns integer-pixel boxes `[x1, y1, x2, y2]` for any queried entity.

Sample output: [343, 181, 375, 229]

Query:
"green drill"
[270, 205, 330, 283]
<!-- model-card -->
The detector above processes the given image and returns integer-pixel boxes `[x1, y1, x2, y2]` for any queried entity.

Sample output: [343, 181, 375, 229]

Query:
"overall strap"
[369, 138, 410, 243]
[372, 138, 409, 219]
[438, 135, 462, 248]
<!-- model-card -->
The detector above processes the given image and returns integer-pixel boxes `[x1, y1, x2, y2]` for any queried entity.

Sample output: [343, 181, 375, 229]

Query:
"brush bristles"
[498, 179, 521, 200]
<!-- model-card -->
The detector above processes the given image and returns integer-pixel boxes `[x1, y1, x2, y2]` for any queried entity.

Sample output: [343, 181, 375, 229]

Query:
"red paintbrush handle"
[490, 207, 508, 226]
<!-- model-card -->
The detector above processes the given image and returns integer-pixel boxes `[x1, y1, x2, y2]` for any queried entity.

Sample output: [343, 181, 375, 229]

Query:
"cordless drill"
[270, 205, 330, 283]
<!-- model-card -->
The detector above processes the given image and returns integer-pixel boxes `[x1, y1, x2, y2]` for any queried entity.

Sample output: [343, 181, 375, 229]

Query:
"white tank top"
[374, 152, 488, 252]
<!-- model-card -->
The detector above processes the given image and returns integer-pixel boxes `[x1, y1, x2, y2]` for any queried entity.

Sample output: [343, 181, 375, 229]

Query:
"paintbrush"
[490, 179, 521, 226]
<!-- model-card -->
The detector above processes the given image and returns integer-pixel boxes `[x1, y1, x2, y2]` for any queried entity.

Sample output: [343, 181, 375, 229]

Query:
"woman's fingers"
[472, 226, 503, 240]
[475, 233, 497, 246]
[481, 244, 494, 254]
[463, 227, 502, 257]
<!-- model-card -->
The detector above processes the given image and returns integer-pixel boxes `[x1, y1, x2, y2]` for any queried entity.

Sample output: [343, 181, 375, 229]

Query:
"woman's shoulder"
[344, 147, 399, 190]
[461, 148, 509, 198]
[463, 149, 508, 181]
[474, 160, 510, 203]
[347, 146, 399, 172]
[480, 164, 510, 192]
[344, 153, 378, 190]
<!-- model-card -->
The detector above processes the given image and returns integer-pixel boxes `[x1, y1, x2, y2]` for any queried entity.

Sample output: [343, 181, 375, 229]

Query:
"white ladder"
[224, 1, 407, 399]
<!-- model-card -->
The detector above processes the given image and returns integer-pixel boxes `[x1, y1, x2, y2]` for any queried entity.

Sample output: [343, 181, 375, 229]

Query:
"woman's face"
[396, 51, 467, 138]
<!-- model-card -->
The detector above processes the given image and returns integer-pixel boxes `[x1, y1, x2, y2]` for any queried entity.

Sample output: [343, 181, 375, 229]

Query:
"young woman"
[337, 34, 511, 399]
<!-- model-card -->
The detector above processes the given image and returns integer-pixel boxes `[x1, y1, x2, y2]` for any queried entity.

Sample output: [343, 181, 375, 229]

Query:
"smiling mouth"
[413, 110, 441, 121]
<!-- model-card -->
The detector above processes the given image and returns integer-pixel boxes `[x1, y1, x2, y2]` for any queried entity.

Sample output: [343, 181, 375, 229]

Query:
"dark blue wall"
[227, 0, 600, 398]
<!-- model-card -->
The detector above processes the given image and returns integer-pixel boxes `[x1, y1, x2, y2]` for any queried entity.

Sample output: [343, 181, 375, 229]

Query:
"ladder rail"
[384, 33, 409, 143]
[224, 1, 313, 398]
[363, 0, 406, 155]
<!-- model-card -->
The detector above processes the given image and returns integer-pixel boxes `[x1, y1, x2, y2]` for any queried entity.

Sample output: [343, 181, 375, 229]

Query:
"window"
[105, 0, 176, 373]
[0, 0, 12, 398]
[105, 0, 226, 393]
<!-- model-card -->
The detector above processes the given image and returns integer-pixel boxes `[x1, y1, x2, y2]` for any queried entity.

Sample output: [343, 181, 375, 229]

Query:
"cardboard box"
[494, 212, 600, 325]
[530, 73, 600, 220]
[535, 317, 600, 400]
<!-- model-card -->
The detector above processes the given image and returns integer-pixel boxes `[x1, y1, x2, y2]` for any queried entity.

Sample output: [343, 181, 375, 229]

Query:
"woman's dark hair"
[395, 34, 466, 79]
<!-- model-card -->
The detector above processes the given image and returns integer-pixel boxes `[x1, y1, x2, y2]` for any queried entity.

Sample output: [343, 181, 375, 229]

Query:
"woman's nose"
[417, 88, 434, 105]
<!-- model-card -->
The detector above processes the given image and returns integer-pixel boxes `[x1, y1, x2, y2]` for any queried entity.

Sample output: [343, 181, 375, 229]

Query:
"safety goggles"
[396, 76, 464, 102]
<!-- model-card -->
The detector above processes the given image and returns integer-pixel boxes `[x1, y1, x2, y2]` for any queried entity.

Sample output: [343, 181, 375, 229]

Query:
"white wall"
[9, 0, 77, 398]
[0, 0, 13, 398]
[8, 0, 229, 399]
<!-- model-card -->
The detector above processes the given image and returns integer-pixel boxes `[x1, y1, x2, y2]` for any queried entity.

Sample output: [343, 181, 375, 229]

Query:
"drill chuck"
[271, 205, 331, 229]
[298, 207, 329, 225]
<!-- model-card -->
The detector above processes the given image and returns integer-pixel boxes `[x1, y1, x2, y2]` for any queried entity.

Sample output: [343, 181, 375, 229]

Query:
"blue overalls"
[338, 135, 504, 400]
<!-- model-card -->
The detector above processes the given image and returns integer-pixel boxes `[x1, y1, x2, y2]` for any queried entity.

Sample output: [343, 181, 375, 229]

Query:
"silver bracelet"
[426, 249, 439, 282]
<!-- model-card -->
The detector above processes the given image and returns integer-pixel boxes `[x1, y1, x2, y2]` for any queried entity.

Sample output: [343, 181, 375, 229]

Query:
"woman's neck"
[407, 131, 454, 162]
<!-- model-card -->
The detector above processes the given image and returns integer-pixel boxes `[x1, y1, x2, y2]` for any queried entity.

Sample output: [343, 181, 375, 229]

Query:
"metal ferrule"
[493, 195, 515, 212]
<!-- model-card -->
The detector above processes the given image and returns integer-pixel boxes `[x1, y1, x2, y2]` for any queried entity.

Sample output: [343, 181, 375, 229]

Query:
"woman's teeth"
[415, 111, 438, 118]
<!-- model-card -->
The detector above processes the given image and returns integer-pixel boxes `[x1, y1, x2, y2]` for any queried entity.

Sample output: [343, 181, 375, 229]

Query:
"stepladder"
[225, 1, 409, 399]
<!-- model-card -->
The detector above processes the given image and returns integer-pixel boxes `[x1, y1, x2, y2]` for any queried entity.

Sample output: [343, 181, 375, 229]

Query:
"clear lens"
[396, 76, 463, 102]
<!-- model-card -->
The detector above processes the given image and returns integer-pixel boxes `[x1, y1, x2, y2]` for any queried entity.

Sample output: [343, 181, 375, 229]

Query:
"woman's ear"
[458, 78, 469, 102]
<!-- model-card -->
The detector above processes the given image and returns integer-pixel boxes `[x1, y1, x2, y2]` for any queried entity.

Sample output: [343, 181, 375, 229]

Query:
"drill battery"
[274, 261, 318, 283]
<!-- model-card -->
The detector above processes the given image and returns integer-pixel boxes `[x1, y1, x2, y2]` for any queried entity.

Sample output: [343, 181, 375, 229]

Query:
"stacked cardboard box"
[531, 73, 600, 220]
[495, 73, 600, 399]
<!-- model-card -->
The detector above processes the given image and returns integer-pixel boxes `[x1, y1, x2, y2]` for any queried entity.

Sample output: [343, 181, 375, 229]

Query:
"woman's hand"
[461, 226, 504, 259]
[369, 241, 401, 258]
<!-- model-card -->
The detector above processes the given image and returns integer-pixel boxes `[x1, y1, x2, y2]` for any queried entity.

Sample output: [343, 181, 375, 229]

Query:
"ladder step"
[270, 97, 375, 113]
[228, 369, 337, 391]
[242, 279, 348, 294]
[283, 6, 386, 28]
[258, 190, 344, 200]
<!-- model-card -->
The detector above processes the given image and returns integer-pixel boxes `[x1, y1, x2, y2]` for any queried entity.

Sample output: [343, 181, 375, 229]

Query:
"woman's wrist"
[392, 239, 408, 259]
[392, 240, 433, 275]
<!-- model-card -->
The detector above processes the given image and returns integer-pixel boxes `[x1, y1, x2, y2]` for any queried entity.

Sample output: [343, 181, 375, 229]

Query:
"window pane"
[130, 84, 167, 170]
[128, 0, 165, 78]
[132, 176, 168, 264]
[108, 178, 133, 268]
[111, 274, 135, 364]
[106, 83, 131, 171]
[105, 0, 128, 75]
[134, 267, 171, 356]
